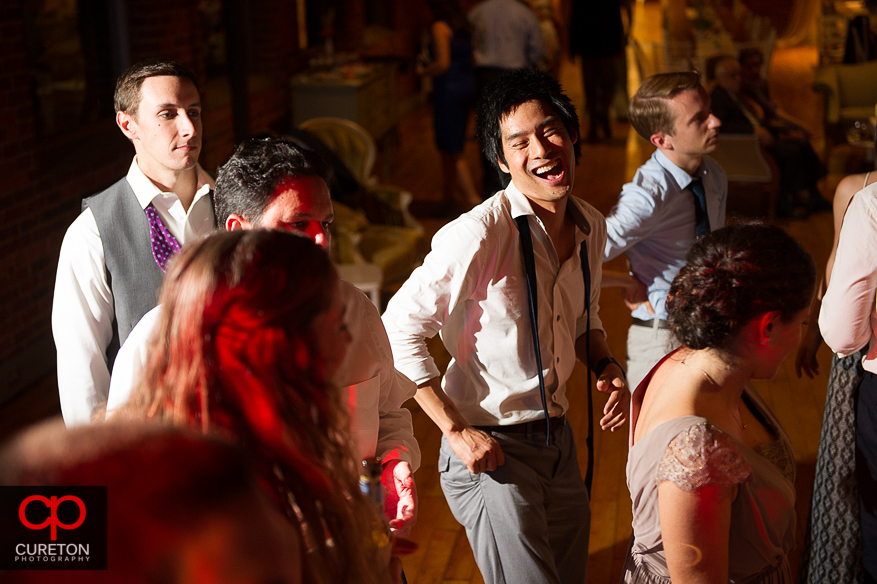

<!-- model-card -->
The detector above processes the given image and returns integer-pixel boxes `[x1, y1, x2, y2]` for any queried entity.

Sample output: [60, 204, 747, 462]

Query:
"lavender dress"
[623, 357, 797, 583]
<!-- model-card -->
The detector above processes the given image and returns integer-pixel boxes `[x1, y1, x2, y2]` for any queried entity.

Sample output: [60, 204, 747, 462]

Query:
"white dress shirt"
[468, 0, 546, 69]
[604, 150, 727, 320]
[820, 185, 877, 374]
[381, 181, 606, 427]
[107, 280, 421, 470]
[53, 158, 215, 426]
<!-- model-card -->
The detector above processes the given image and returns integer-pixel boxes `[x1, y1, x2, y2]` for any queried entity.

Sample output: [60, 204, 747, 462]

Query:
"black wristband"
[595, 356, 625, 380]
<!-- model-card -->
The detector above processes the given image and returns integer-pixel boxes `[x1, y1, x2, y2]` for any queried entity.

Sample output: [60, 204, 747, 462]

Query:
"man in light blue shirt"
[604, 72, 728, 389]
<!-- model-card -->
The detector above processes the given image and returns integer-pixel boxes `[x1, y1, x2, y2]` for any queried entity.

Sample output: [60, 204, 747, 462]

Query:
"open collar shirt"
[382, 181, 606, 426]
[603, 149, 727, 320]
[821, 185, 877, 374]
[53, 158, 215, 426]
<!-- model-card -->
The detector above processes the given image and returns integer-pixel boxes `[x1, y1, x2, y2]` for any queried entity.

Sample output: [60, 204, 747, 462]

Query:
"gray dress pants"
[439, 421, 590, 584]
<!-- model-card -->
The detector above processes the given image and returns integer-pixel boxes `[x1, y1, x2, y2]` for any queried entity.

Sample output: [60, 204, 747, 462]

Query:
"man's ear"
[570, 129, 578, 145]
[225, 214, 253, 232]
[116, 111, 138, 141]
[650, 132, 670, 150]
[497, 157, 510, 174]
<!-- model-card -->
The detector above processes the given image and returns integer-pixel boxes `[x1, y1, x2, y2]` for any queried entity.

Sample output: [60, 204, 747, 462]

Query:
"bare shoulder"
[634, 357, 701, 443]
[834, 173, 871, 215]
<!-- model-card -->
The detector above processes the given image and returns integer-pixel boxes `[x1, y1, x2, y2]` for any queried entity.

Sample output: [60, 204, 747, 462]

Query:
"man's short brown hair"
[628, 72, 702, 141]
[114, 59, 199, 117]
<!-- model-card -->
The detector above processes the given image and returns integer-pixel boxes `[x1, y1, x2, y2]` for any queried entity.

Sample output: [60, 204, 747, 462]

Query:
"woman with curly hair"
[124, 229, 395, 584]
[622, 223, 815, 583]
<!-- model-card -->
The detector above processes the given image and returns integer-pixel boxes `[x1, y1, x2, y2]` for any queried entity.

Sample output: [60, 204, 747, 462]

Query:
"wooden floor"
[0, 13, 859, 584]
[388, 43, 849, 584]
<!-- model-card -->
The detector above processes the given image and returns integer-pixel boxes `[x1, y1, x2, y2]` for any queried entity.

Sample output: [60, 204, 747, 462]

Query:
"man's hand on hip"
[447, 426, 505, 474]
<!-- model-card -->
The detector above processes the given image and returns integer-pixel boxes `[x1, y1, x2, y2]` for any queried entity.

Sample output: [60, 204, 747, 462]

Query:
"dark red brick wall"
[127, 0, 206, 73]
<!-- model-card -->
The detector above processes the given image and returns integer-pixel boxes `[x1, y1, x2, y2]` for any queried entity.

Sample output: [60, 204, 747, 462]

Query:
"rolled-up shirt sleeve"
[382, 216, 485, 387]
[820, 190, 877, 356]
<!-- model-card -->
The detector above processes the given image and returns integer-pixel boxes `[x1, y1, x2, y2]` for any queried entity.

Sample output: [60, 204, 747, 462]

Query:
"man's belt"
[631, 317, 670, 330]
[476, 415, 567, 435]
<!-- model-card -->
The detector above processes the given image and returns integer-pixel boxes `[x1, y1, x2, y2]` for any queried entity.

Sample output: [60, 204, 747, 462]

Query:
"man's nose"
[306, 223, 331, 250]
[531, 135, 550, 157]
[178, 113, 195, 137]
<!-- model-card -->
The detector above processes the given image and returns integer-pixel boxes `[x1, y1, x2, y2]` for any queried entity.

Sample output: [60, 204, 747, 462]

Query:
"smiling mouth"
[533, 160, 563, 180]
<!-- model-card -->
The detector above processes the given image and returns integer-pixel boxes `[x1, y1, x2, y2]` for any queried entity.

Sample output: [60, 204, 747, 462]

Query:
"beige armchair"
[300, 117, 424, 303]
[709, 134, 778, 219]
[301, 117, 378, 187]
[813, 60, 877, 145]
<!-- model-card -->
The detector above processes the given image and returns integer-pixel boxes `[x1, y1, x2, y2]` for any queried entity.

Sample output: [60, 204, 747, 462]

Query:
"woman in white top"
[820, 177, 877, 583]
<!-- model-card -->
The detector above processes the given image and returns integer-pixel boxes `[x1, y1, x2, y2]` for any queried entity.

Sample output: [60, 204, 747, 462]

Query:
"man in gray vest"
[52, 59, 215, 426]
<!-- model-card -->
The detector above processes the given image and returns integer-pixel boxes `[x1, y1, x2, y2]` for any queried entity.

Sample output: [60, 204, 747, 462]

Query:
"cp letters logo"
[0, 487, 107, 570]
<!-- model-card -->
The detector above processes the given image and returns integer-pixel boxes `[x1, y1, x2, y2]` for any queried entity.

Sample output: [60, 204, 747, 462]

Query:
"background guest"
[708, 55, 828, 218]
[738, 47, 811, 139]
[420, 0, 480, 214]
[569, 0, 626, 142]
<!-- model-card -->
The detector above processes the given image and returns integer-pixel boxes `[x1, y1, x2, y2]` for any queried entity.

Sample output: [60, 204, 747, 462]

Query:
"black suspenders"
[514, 215, 595, 493]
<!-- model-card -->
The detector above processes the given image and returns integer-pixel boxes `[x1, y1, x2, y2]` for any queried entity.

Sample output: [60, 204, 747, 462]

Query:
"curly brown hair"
[667, 223, 816, 351]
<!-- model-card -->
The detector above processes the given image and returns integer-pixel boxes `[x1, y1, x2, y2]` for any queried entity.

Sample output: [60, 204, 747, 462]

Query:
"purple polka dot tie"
[144, 204, 181, 272]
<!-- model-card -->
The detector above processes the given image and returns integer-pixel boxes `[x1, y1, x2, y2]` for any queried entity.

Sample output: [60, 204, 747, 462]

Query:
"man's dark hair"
[214, 137, 331, 227]
[114, 59, 199, 116]
[475, 68, 581, 172]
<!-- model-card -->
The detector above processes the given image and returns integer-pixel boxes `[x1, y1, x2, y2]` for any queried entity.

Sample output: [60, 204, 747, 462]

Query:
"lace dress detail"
[656, 422, 751, 491]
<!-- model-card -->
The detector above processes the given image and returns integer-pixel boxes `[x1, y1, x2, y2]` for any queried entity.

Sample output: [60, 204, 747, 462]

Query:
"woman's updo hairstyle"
[667, 223, 815, 351]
